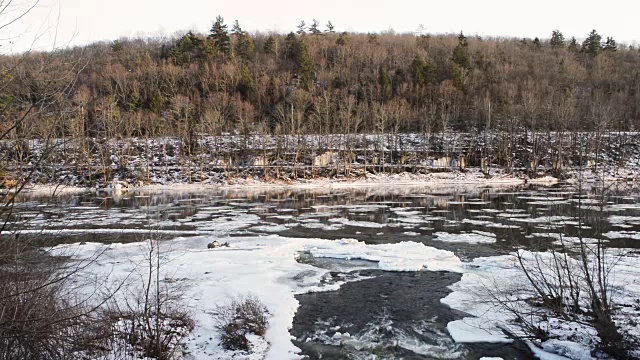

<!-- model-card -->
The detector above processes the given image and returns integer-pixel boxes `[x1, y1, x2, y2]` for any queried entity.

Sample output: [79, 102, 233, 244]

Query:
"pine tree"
[309, 19, 322, 36]
[603, 37, 617, 52]
[582, 30, 603, 56]
[410, 55, 435, 86]
[209, 16, 231, 57]
[532, 37, 542, 49]
[568, 37, 580, 52]
[457, 31, 468, 47]
[412, 57, 425, 86]
[237, 64, 254, 98]
[296, 21, 306, 35]
[201, 38, 217, 62]
[231, 20, 243, 37]
[452, 32, 470, 69]
[149, 90, 166, 114]
[236, 32, 255, 60]
[378, 68, 392, 101]
[170, 31, 214, 65]
[111, 40, 124, 53]
[417, 34, 430, 49]
[336, 32, 348, 46]
[550, 30, 565, 48]
[296, 40, 314, 89]
[284, 32, 299, 61]
[326, 21, 335, 33]
[263, 35, 276, 55]
[266, 76, 278, 105]
[160, 44, 170, 59]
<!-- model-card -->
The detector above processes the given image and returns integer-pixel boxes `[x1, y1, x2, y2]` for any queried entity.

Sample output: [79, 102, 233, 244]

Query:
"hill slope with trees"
[1, 19, 640, 186]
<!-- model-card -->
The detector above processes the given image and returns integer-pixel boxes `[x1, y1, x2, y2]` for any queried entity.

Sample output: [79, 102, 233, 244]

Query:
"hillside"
[1, 21, 640, 187]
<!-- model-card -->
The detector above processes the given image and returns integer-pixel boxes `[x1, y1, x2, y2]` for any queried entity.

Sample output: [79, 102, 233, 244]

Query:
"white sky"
[2, 0, 639, 53]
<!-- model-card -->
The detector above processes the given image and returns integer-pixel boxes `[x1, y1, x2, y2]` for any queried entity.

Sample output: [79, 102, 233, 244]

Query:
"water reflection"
[5, 183, 640, 254]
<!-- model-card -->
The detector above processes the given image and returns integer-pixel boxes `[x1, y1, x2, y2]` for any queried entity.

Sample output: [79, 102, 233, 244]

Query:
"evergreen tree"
[170, 31, 214, 65]
[582, 30, 603, 56]
[603, 37, 617, 52]
[231, 20, 243, 37]
[296, 40, 314, 89]
[237, 64, 254, 98]
[550, 30, 565, 48]
[336, 32, 348, 46]
[378, 68, 392, 101]
[169, 32, 196, 64]
[568, 37, 580, 52]
[410, 55, 435, 86]
[309, 19, 322, 36]
[284, 32, 299, 61]
[450, 64, 465, 90]
[326, 21, 335, 33]
[417, 34, 430, 49]
[296, 21, 306, 35]
[201, 38, 217, 62]
[457, 31, 468, 47]
[532, 37, 542, 49]
[111, 40, 124, 53]
[235, 32, 255, 60]
[452, 32, 470, 69]
[368, 33, 379, 45]
[209, 16, 231, 57]
[283, 32, 314, 87]
[160, 44, 170, 59]
[392, 69, 405, 96]
[149, 90, 166, 114]
[263, 35, 276, 55]
[266, 76, 278, 105]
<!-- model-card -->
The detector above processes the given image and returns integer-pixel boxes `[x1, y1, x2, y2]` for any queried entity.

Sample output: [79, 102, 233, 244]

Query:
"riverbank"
[4, 132, 640, 196]
[17, 169, 561, 196]
[18, 163, 640, 197]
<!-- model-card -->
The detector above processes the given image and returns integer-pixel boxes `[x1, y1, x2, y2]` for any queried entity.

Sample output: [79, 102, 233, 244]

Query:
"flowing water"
[5, 182, 640, 359]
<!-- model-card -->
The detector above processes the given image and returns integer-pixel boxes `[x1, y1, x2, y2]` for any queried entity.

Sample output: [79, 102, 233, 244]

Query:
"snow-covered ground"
[52, 236, 463, 359]
[52, 235, 640, 360]
[442, 250, 640, 360]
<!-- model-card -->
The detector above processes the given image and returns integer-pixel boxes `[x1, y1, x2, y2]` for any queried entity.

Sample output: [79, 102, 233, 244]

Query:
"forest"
[2, 13, 640, 360]
[1, 18, 640, 185]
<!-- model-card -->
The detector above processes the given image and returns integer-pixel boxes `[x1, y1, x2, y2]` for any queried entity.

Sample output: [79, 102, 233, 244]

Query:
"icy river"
[8, 182, 640, 359]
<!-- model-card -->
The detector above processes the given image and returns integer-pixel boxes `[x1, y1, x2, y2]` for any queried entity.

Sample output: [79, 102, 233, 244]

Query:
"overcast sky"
[2, 0, 639, 53]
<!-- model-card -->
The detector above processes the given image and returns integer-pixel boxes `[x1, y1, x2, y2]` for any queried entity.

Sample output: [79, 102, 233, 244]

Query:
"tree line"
[2, 18, 638, 144]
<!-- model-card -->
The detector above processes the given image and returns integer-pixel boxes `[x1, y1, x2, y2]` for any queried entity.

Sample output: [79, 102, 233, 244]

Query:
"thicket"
[214, 295, 269, 352]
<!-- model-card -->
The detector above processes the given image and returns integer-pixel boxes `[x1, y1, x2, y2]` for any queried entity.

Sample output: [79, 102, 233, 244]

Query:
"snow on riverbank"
[16, 166, 640, 197]
[441, 251, 640, 360]
[51, 236, 463, 359]
[14, 169, 545, 195]
[139, 170, 534, 192]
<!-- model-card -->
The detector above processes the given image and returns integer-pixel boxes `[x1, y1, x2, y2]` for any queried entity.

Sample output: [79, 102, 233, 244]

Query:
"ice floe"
[50, 235, 464, 359]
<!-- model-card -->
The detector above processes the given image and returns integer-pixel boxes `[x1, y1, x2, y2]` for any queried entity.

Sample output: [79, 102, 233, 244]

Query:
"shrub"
[0, 258, 112, 359]
[102, 305, 194, 359]
[214, 295, 269, 351]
